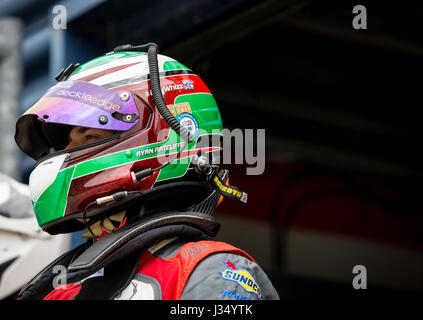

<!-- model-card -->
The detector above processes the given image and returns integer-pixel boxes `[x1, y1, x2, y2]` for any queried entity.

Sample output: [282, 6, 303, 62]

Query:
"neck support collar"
[18, 211, 220, 300]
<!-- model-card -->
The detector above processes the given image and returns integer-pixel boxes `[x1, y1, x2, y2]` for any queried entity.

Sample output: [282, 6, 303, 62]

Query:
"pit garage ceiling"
[66, 0, 423, 185]
[7, 0, 423, 183]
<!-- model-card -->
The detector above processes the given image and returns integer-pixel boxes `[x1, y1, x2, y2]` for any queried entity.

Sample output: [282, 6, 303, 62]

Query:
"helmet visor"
[15, 80, 140, 159]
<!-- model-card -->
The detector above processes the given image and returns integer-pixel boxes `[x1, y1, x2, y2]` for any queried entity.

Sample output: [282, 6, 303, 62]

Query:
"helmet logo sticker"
[162, 102, 192, 119]
[177, 112, 199, 139]
[56, 88, 122, 111]
[182, 80, 194, 90]
[145, 80, 194, 97]
[174, 102, 191, 115]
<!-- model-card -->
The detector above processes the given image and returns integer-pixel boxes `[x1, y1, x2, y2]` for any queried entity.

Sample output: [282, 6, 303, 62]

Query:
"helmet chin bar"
[79, 170, 229, 242]
[43, 179, 214, 235]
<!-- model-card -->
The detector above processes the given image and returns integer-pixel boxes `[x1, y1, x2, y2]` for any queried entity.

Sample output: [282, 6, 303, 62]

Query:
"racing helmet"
[14, 43, 243, 235]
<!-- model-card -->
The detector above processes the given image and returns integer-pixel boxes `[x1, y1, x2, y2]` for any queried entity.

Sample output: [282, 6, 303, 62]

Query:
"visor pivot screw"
[120, 92, 130, 101]
[124, 114, 133, 122]
[99, 115, 108, 125]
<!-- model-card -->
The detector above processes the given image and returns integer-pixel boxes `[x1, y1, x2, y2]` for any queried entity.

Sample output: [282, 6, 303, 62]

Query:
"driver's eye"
[85, 135, 98, 141]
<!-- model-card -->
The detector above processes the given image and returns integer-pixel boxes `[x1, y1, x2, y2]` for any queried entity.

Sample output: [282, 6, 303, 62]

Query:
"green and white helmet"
[15, 44, 232, 234]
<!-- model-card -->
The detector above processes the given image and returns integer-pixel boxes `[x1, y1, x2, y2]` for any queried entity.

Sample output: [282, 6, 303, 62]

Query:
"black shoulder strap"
[73, 249, 142, 300]
[18, 211, 219, 300]
[73, 223, 212, 300]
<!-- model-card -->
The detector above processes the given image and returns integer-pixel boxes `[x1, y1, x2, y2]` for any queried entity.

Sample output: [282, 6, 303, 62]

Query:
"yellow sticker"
[162, 102, 191, 119]
[174, 102, 192, 115]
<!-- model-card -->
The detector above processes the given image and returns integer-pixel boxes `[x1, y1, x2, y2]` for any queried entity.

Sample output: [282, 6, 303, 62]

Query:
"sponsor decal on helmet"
[56, 89, 122, 111]
[177, 112, 199, 138]
[145, 80, 194, 97]
[164, 102, 192, 118]
[219, 259, 262, 299]
[174, 102, 192, 115]
[45, 81, 126, 112]
[182, 80, 194, 90]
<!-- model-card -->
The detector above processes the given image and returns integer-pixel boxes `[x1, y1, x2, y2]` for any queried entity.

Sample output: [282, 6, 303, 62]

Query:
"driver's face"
[64, 126, 115, 150]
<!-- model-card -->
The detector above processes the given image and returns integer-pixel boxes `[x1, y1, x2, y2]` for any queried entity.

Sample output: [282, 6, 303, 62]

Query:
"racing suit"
[42, 238, 280, 300]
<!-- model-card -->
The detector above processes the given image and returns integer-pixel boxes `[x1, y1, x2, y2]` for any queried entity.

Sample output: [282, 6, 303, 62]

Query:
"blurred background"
[1, 0, 422, 298]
